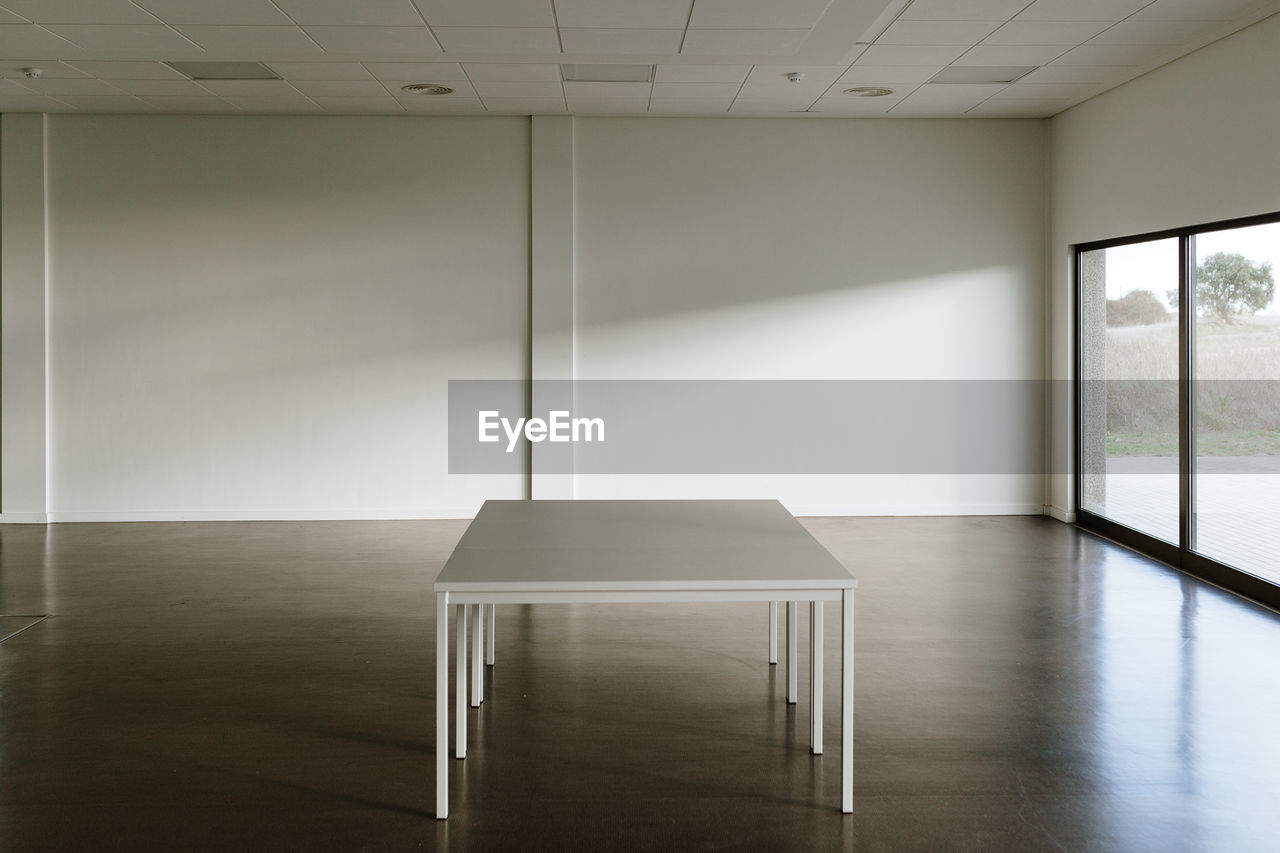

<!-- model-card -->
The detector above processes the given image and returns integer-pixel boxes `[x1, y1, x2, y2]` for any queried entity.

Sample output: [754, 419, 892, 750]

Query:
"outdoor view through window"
[1080, 222, 1280, 585]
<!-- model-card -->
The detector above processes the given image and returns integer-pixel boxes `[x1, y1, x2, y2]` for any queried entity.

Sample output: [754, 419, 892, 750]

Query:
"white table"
[433, 499, 857, 818]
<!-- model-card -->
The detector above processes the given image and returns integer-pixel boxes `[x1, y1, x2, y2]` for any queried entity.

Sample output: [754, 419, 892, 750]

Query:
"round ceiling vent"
[843, 87, 894, 97]
[401, 83, 454, 95]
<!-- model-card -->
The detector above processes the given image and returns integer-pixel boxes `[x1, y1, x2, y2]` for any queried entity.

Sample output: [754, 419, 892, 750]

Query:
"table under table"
[433, 499, 858, 818]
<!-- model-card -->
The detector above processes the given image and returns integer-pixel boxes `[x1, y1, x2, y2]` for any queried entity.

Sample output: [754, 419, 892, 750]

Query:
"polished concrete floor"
[1, 516, 1279, 851]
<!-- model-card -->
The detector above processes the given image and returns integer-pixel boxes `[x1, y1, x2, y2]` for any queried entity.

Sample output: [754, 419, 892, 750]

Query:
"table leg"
[486, 604, 495, 666]
[842, 589, 854, 814]
[768, 601, 778, 664]
[787, 601, 798, 704]
[471, 604, 483, 707]
[436, 592, 449, 819]
[456, 604, 467, 759]
[810, 600, 823, 755]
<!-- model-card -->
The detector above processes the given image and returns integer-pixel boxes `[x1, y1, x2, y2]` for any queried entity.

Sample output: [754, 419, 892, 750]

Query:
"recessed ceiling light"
[844, 87, 894, 97]
[401, 83, 455, 95]
[561, 64, 653, 83]
[164, 61, 280, 80]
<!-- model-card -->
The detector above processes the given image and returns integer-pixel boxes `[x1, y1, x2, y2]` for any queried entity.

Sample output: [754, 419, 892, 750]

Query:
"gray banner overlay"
[450, 380, 1051, 475]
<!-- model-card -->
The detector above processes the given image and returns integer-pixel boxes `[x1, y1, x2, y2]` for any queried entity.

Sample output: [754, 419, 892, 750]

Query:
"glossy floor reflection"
[1, 517, 1278, 851]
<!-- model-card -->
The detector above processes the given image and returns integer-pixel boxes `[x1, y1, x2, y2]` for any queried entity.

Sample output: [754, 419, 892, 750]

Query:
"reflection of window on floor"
[1077, 216, 1280, 594]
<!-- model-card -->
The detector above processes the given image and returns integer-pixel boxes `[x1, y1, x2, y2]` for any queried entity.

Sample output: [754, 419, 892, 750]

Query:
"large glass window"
[1077, 214, 1280, 606]
[1191, 222, 1280, 584]
[1079, 239, 1180, 544]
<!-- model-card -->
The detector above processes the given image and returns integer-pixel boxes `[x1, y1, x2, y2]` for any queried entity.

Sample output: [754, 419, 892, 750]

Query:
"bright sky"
[1100, 221, 1280, 314]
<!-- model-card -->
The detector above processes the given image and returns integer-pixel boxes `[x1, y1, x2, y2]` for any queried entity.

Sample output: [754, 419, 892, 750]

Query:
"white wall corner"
[1043, 505, 1076, 524]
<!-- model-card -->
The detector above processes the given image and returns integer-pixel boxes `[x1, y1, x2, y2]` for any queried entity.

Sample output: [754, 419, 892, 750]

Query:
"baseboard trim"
[1043, 505, 1077, 523]
[0, 512, 50, 524]
[789, 503, 1044, 518]
[45, 508, 477, 523]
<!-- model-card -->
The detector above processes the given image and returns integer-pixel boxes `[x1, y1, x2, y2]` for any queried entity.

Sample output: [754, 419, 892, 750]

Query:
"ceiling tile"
[0, 1, 157, 24]
[289, 79, 389, 96]
[567, 98, 649, 113]
[837, 65, 942, 84]
[139, 95, 241, 111]
[266, 62, 376, 80]
[132, 0, 292, 25]
[173, 25, 326, 57]
[481, 96, 568, 112]
[559, 28, 683, 54]
[17, 77, 127, 95]
[1015, 0, 1152, 22]
[226, 95, 323, 112]
[413, 0, 554, 27]
[1053, 42, 1168, 65]
[471, 80, 562, 98]
[197, 79, 300, 96]
[0, 94, 74, 111]
[1021, 63, 1133, 83]
[563, 80, 650, 98]
[689, 0, 833, 30]
[51, 94, 155, 110]
[554, 0, 692, 29]
[900, 0, 1034, 20]
[953, 43, 1071, 65]
[727, 99, 813, 114]
[363, 61, 467, 80]
[651, 82, 741, 98]
[303, 26, 441, 54]
[433, 27, 561, 53]
[648, 98, 733, 113]
[396, 96, 487, 112]
[63, 60, 188, 78]
[877, 20, 1002, 45]
[966, 98, 1068, 115]
[1087, 20, 1212, 44]
[0, 7, 27, 23]
[653, 64, 750, 83]
[462, 62, 562, 81]
[983, 20, 1114, 44]
[990, 81, 1101, 99]
[893, 81, 1005, 108]
[856, 44, 969, 65]
[273, 0, 424, 26]
[811, 94, 904, 114]
[1132, 0, 1253, 21]
[680, 29, 809, 55]
[0, 24, 84, 52]
[310, 95, 405, 112]
[42, 24, 204, 53]
[107, 79, 215, 95]
[1, 60, 90, 78]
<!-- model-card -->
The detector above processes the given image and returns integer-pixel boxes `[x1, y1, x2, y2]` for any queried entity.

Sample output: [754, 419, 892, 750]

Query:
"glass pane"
[1191, 222, 1280, 583]
[1080, 239, 1180, 543]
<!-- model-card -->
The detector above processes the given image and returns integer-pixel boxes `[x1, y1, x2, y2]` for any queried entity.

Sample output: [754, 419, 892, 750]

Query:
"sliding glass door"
[1077, 214, 1280, 606]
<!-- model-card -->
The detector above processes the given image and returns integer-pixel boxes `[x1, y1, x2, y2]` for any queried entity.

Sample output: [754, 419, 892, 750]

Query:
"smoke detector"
[786, 72, 804, 84]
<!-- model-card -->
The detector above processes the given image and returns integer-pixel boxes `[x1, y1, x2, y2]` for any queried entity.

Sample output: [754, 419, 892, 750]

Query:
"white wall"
[1047, 13, 1280, 518]
[39, 115, 529, 520]
[571, 117, 1048, 515]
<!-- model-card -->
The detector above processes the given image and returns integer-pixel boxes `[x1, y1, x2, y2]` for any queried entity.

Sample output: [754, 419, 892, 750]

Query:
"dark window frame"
[1074, 209, 1280, 610]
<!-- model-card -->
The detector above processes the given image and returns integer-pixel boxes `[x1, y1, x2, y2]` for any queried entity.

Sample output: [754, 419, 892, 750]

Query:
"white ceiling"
[0, 0, 1275, 118]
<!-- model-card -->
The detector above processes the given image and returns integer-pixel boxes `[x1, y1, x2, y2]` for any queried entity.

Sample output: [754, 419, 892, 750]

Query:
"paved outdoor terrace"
[1101, 456, 1280, 584]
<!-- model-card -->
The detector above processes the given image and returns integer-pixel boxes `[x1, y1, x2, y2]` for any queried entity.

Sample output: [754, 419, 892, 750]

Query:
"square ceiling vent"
[561, 64, 653, 83]
[164, 61, 281, 80]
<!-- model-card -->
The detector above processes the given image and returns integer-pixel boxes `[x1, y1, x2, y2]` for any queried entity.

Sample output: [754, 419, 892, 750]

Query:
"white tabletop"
[434, 499, 857, 593]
